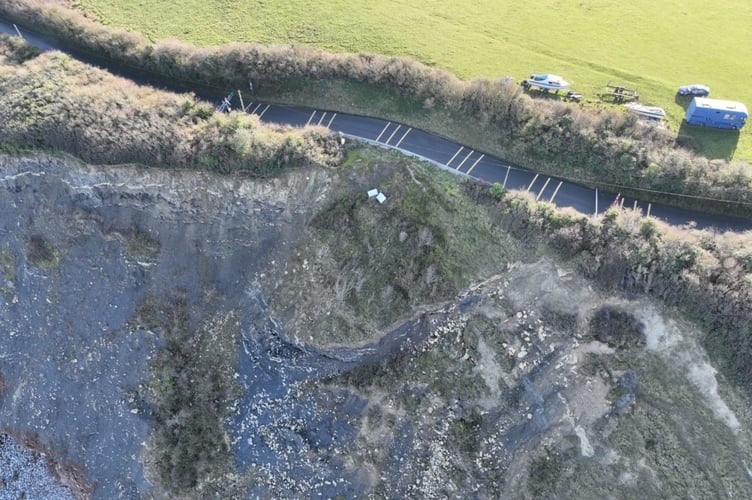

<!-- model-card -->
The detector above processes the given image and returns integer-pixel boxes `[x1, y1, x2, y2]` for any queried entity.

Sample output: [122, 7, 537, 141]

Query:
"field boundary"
[0, 1, 751, 218]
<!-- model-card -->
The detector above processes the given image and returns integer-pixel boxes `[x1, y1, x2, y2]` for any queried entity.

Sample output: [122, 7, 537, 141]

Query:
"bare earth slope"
[0, 151, 751, 498]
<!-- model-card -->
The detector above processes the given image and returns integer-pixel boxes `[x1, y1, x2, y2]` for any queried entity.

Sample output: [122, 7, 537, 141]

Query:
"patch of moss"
[121, 226, 160, 260]
[136, 296, 239, 495]
[446, 409, 482, 455]
[528, 447, 564, 497]
[0, 245, 15, 295]
[588, 306, 646, 350]
[26, 235, 62, 270]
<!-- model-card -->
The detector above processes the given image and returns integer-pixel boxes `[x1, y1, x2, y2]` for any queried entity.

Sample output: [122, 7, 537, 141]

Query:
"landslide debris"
[267, 146, 524, 346]
[1, 147, 751, 498]
[320, 260, 752, 498]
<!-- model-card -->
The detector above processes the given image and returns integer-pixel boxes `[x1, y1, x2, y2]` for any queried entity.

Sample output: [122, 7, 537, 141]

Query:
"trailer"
[685, 97, 748, 130]
[602, 82, 639, 102]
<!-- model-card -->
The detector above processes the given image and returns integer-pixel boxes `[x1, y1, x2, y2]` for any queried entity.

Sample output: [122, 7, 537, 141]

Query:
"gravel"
[0, 433, 73, 500]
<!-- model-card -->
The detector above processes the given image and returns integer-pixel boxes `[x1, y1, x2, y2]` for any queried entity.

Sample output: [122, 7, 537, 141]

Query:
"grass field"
[76, 0, 752, 161]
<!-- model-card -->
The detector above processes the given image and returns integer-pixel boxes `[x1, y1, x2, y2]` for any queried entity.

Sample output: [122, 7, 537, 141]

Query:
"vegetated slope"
[0, 35, 343, 174]
[268, 147, 523, 346]
[2, 4, 751, 218]
[73, 0, 752, 161]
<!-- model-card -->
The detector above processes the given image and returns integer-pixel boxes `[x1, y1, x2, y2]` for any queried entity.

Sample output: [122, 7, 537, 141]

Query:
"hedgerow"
[2, 0, 751, 215]
[0, 35, 343, 174]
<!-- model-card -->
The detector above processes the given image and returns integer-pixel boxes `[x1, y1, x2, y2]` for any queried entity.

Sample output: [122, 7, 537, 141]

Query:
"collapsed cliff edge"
[1, 150, 751, 498]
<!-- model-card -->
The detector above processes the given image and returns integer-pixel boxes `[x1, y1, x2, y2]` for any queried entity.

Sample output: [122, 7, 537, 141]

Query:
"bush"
[0, 35, 343, 174]
[489, 182, 505, 201]
[136, 298, 238, 493]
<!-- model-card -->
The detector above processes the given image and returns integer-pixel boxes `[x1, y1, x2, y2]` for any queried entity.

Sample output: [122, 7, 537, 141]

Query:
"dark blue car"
[677, 84, 710, 97]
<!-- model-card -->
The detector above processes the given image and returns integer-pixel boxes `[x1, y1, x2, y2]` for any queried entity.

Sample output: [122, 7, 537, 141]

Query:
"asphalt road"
[249, 102, 752, 231]
[2, 18, 750, 232]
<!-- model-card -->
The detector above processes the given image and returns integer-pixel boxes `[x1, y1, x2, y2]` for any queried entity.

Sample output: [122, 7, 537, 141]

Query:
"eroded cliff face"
[1, 152, 751, 499]
[342, 261, 752, 498]
[0, 154, 333, 497]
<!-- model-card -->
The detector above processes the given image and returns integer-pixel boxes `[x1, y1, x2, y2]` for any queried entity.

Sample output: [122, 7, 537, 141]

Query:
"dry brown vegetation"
[2, 0, 751, 215]
[0, 34, 343, 174]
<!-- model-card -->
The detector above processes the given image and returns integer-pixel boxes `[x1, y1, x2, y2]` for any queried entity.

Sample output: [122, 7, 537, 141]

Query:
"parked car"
[677, 84, 710, 97]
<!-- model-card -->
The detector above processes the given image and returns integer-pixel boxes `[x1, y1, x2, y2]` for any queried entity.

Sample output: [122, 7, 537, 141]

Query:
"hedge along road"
[1, 19, 750, 233]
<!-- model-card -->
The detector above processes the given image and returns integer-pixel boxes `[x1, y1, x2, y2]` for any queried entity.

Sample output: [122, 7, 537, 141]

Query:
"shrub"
[0, 35, 344, 174]
[639, 218, 659, 240]
[136, 298, 238, 493]
[489, 182, 505, 201]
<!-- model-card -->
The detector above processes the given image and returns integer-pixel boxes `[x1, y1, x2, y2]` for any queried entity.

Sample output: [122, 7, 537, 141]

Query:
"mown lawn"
[76, 0, 752, 161]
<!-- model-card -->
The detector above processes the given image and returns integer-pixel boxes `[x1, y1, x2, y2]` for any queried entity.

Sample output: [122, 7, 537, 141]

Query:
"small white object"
[368, 188, 379, 198]
[376, 192, 387, 204]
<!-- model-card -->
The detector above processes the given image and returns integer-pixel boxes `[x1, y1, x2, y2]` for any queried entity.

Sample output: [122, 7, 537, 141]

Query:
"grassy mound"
[0, 34, 343, 174]
[268, 147, 523, 346]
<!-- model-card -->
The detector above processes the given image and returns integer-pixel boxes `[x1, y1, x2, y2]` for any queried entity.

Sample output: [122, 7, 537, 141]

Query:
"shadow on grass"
[521, 86, 571, 102]
[674, 94, 694, 108]
[678, 120, 740, 160]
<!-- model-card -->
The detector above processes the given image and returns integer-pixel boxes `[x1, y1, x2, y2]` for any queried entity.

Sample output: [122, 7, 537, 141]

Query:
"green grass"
[76, 0, 752, 161]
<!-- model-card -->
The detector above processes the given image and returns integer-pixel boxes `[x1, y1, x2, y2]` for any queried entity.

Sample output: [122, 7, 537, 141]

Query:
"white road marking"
[455, 150, 474, 171]
[394, 127, 412, 147]
[375, 122, 392, 142]
[536, 177, 552, 201]
[465, 154, 485, 175]
[526, 173, 540, 192]
[305, 110, 317, 126]
[595, 188, 599, 215]
[446, 146, 464, 167]
[549, 181, 563, 203]
[384, 124, 402, 145]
